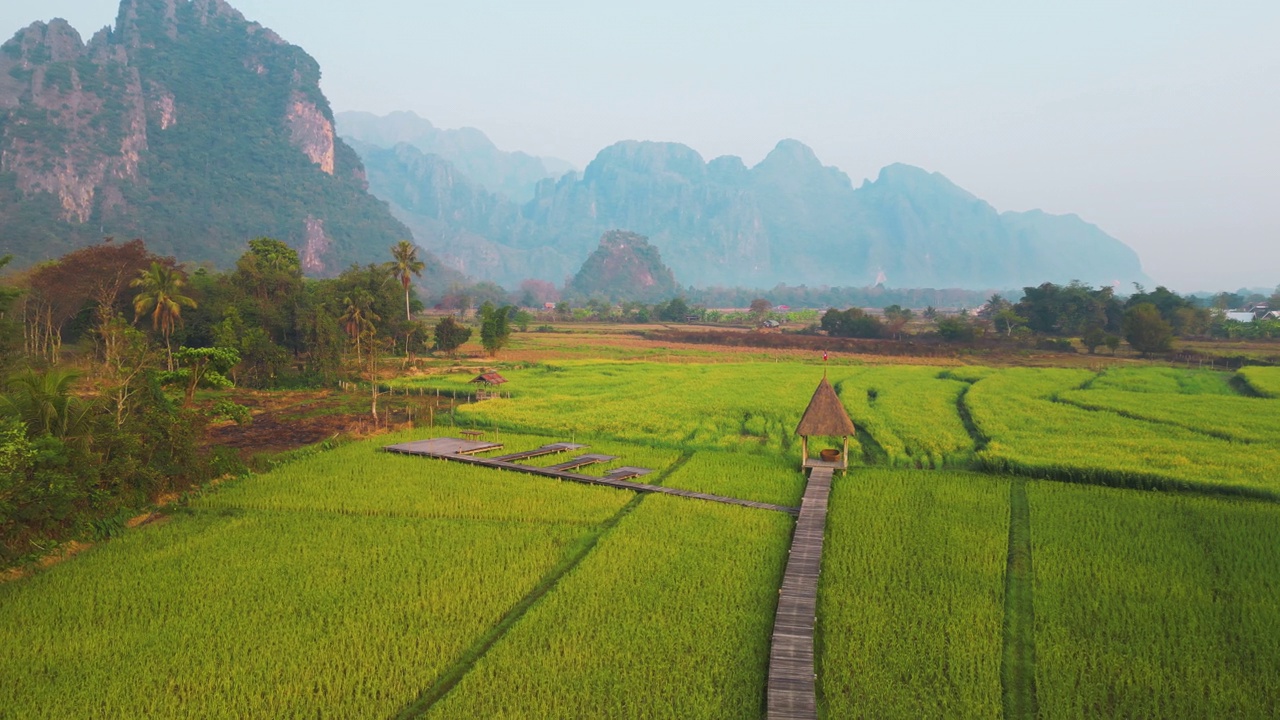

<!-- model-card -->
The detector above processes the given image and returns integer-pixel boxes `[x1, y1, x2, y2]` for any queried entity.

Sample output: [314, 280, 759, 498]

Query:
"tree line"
[817, 281, 1225, 356]
[0, 237, 485, 568]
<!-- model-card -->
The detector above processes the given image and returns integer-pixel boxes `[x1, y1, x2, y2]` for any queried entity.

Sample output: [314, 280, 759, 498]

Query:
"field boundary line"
[1051, 396, 1256, 444]
[392, 452, 695, 719]
[1001, 477, 1039, 720]
[956, 384, 990, 453]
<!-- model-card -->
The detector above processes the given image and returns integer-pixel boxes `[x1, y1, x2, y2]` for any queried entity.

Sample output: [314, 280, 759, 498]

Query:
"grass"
[428, 494, 792, 719]
[1028, 482, 1280, 718]
[0, 510, 590, 719]
[817, 469, 1009, 719]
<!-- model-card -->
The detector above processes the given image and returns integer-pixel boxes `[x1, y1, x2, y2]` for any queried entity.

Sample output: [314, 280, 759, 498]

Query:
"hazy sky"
[4, 1, 1278, 291]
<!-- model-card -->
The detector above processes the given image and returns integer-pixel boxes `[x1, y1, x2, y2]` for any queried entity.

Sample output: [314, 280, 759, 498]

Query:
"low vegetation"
[1029, 483, 1280, 718]
[819, 470, 1009, 719]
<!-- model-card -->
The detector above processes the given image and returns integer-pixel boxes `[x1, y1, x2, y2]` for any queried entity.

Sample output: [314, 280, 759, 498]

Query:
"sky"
[3, 1, 1278, 292]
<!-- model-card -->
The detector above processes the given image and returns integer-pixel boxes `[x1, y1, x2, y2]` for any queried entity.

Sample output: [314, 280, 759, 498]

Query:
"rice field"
[1238, 366, 1280, 398]
[967, 367, 1280, 497]
[660, 449, 807, 507]
[0, 510, 589, 719]
[818, 470, 1009, 719]
[1028, 482, 1280, 718]
[4, 358, 1280, 718]
[429, 495, 791, 719]
[836, 366, 976, 467]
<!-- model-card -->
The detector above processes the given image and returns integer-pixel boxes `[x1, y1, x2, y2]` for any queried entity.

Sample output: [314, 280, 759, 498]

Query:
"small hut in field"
[470, 371, 508, 400]
[795, 376, 856, 472]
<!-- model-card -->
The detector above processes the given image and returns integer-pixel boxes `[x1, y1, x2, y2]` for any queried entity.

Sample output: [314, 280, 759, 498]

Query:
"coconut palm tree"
[339, 291, 379, 362]
[388, 240, 426, 322]
[131, 262, 197, 370]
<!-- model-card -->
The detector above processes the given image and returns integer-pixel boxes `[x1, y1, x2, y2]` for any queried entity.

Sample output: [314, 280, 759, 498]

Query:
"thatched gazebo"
[470, 371, 508, 400]
[795, 376, 856, 472]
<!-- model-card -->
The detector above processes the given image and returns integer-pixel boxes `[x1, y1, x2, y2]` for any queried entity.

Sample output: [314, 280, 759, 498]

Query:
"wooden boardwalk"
[491, 443, 586, 462]
[383, 438, 797, 515]
[545, 454, 618, 472]
[766, 466, 833, 720]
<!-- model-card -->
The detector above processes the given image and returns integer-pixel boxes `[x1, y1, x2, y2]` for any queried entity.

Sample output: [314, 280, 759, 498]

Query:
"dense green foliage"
[1029, 483, 1280, 718]
[0, 368, 221, 566]
[819, 470, 1008, 718]
[820, 306, 884, 338]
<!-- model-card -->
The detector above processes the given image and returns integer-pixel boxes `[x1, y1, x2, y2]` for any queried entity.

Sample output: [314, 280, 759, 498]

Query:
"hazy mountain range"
[0, 0, 1150, 297]
[336, 111, 571, 203]
[343, 117, 1150, 291]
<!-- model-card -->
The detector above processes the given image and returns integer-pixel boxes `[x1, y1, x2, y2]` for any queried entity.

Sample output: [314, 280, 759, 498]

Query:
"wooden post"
[842, 435, 849, 471]
[801, 435, 809, 471]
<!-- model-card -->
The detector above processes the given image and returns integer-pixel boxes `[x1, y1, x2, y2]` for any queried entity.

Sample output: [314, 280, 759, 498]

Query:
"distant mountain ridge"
[0, 0, 456, 286]
[351, 134, 1150, 291]
[336, 111, 571, 203]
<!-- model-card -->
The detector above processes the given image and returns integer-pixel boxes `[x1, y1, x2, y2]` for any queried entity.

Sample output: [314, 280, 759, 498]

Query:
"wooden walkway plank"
[490, 443, 587, 463]
[766, 467, 833, 720]
[544, 454, 618, 472]
[603, 466, 653, 481]
[382, 438, 798, 515]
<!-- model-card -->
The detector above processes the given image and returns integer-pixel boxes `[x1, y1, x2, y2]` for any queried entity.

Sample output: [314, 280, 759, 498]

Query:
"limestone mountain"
[336, 111, 572, 203]
[0, 0, 452, 282]
[565, 230, 678, 302]
[353, 135, 1149, 291]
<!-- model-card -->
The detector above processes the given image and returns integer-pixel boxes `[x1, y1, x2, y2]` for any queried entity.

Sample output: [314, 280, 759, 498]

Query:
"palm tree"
[339, 292, 379, 362]
[131, 262, 197, 370]
[0, 368, 88, 440]
[388, 240, 426, 322]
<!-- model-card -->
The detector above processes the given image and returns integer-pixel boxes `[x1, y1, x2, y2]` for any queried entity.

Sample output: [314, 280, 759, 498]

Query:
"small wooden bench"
[459, 430, 485, 441]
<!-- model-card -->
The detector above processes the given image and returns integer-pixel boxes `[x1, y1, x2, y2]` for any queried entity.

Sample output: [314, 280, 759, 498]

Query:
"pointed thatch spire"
[795, 376, 855, 437]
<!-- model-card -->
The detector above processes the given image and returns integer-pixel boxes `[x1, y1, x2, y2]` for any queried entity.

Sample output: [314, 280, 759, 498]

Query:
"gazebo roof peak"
[795, 376, 856, 437]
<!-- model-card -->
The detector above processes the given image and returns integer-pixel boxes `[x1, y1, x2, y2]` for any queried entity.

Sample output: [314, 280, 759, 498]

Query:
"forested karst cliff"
[353, 135, 1150, 291]
[0, 0, 438, 278]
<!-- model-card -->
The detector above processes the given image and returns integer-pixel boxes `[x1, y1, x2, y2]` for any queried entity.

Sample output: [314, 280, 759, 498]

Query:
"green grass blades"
[1086, 366, 1238, 394]
[837, 366, 976, 467]
[1057, 386, 1280, 443]
[1237, 366, 1280, 398]
[818, 470, 1009, 719]
[968, 367, 1280, 497]
[428, 495, 791, 719]
[1028, 482, 1280, 719]
[661, 449, 807, 507]
[0, 510, 590, 719]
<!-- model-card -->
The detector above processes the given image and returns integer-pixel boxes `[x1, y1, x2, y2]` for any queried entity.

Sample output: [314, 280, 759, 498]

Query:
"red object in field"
[822, 351, 828, 362]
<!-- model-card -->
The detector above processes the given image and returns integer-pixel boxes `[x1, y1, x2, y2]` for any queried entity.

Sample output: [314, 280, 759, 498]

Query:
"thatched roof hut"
[795, 376, 855, 471]
[795, 377, 855, 437]
[470, 372, 508, 386]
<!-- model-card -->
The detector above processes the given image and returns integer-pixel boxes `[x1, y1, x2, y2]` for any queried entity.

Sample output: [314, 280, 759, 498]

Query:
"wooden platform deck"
[389, 437, 504, 456]
[603, 466, 653, 481]
[545, 454, 618, 472]
[766, 466, 833, 720]
[383, 438, 797, 515]
[490, 443, 587, 463]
